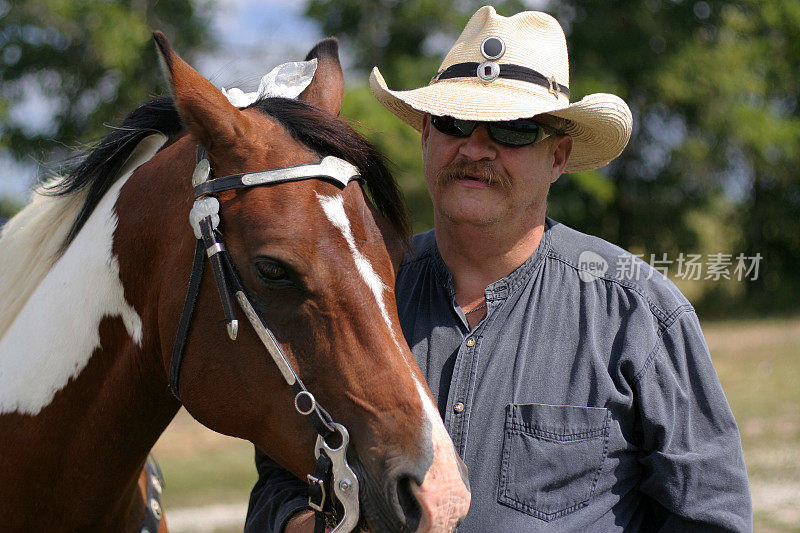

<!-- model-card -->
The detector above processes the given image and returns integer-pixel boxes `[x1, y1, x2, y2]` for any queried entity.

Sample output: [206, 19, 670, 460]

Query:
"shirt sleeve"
[634, 309, 752, 531]
[244, 447, 311, 533]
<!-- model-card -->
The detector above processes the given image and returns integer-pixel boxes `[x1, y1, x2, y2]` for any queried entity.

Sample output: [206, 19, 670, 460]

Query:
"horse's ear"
[153, 31, 247, 149]
[298, 38, 344, 116]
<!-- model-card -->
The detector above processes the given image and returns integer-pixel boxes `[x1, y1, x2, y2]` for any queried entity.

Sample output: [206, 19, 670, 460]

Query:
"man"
[246, 6, 751, 532]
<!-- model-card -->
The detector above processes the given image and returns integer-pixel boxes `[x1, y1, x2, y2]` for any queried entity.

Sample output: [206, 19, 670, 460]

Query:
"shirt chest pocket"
[498, 403, 610, 522]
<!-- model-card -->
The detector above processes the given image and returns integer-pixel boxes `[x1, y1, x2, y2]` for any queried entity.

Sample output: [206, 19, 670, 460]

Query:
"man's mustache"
[435, 160, 512, 192]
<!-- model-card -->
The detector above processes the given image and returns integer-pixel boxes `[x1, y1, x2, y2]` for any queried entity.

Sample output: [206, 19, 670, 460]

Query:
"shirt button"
[465, 337, 476, 347]
[453, 402, 465, 414]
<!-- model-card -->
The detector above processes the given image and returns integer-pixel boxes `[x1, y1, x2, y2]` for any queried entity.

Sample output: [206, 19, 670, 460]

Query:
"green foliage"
[645, 0, 800, 312]
[0, 194, 23, 219]
[0, 0, 212, 162]
[340, 85, 432, 232]
[309, 0, 800, 315]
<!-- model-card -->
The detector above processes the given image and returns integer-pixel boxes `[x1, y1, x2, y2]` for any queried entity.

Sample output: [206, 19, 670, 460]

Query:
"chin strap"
[169, 144, 362, 532]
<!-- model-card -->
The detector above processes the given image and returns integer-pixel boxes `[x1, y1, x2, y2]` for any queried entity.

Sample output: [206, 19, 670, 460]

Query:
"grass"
[151, 410, 255, 530]
[153, 315, 800, 532]
[703, 316, 800, 532]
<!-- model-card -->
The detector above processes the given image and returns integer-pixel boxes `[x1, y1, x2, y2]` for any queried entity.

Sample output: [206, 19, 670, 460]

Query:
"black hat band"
[432, 62, 570, 99]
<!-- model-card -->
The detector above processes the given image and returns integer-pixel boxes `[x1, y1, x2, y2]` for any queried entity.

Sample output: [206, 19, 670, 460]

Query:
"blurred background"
[2, 0, 798, 530]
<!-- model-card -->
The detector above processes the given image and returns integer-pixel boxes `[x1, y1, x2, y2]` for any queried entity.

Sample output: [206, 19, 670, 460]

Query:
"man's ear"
[153, 31, 252, 151]
[421, 114, 431, 153]
[297, 38, 344, 116]
[550, 134, 573, 183]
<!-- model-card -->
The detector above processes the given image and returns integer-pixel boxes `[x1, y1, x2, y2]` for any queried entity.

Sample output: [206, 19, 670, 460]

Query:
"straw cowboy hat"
[369, 6, 633, 172]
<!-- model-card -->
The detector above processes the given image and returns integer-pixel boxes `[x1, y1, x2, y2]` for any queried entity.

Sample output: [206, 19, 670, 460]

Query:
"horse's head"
[143, 34, 469, 530]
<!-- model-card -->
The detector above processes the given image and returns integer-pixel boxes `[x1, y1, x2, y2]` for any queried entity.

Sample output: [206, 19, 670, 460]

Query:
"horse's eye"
[254, 259, 291, 285]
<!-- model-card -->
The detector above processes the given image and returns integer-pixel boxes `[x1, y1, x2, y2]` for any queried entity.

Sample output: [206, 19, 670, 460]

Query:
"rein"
[169, 145, 362, 533]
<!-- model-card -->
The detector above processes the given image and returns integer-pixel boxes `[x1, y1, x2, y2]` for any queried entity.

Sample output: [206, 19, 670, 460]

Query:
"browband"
[433, 62, 570, 98]
[194, 155, 362, 196]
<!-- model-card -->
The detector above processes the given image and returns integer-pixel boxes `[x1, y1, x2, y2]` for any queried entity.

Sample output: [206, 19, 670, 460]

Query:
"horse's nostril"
[396, 476, 422, 532]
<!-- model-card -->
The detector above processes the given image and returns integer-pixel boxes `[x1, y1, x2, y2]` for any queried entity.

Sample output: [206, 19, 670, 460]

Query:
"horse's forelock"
[251, 97, 410, 241]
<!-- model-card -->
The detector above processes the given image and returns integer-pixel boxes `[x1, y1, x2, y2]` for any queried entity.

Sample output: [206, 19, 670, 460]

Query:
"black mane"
[49, 95, 409, 252]
[251, 97, 409, 239]
[47, 96, 183, 250]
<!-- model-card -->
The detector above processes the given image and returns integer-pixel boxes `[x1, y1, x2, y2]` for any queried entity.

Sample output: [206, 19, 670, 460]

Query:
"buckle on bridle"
[307, 472, 327, 512]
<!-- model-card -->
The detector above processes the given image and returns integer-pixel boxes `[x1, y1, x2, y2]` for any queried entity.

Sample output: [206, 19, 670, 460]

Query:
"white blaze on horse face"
[315, 192, 402, 349]
[0, 134, 165, 415]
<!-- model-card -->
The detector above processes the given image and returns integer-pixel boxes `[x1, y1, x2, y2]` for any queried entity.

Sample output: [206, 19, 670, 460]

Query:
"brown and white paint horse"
[0, 34, 469, 531]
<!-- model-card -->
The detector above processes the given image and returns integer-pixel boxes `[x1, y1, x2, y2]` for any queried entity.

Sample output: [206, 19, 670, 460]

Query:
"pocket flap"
[507, 403, 609, 441]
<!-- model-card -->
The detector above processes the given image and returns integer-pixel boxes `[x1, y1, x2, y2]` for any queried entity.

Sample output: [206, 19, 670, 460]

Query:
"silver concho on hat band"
[477, 61, 500, 82]
[481, 36, 505, 60]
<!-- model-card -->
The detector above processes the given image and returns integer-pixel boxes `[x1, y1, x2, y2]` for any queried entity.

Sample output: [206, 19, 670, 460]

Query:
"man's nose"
[458, 124, 497, 161]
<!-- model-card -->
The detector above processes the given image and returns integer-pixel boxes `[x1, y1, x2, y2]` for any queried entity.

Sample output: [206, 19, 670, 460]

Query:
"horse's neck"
[0, 338, 179, 528]
[0, 134, 180, 528]
[0, 134, 167, 416]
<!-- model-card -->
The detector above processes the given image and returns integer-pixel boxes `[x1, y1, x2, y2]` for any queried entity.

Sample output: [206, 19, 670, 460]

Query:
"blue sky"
[198, 0, 323, 88]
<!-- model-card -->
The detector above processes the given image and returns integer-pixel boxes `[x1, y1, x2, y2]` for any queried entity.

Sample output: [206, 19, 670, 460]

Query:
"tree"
[0, 0, 212, 174]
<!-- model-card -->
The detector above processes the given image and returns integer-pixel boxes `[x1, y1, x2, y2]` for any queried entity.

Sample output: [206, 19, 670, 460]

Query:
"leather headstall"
[169, 145, 362, 533]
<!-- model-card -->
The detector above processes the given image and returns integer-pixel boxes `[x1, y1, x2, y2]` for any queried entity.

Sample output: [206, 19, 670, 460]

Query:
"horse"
[0, 33, 470, 532]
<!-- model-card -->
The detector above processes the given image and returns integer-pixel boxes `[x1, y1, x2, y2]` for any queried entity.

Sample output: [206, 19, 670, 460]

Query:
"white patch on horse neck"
[315, 192, 402, 350]
[0, 134, 166, 415]
[0, 181, 86, 340]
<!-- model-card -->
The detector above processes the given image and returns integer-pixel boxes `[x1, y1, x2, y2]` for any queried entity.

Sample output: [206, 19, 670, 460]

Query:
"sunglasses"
[431, 115, 556, 147]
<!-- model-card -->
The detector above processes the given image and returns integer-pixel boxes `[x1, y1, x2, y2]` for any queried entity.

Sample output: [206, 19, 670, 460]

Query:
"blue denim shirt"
[245, 218, 752, 532]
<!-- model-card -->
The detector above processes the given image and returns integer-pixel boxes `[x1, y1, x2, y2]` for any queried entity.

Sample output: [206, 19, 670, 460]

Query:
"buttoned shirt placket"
[434, 246, 539, 457]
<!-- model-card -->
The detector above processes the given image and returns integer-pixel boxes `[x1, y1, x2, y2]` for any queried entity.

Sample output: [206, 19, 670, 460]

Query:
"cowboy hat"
[369, 6, 633, 172]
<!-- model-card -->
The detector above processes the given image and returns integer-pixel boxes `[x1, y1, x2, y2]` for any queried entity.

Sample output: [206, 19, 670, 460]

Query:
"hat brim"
[370, 67, 632, 173]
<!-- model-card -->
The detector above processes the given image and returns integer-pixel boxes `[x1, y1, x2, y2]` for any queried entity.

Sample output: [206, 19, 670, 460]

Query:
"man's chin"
[432, 181, 507, 223]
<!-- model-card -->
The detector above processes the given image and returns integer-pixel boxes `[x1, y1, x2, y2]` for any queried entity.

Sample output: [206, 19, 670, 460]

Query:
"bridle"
[169, 145, 362, 533]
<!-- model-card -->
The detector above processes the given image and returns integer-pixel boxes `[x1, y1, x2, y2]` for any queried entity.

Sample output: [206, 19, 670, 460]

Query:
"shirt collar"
[431, 218, 552, 302]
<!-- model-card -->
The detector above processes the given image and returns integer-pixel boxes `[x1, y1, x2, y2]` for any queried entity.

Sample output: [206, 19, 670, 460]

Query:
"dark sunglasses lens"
[489, 119, 543, 146]
[432, 116, 476, 137]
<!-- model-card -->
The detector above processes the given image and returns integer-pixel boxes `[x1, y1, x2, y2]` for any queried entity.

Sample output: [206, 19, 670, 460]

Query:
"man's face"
[421, 114, 572, 229]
